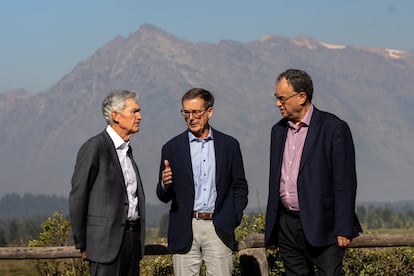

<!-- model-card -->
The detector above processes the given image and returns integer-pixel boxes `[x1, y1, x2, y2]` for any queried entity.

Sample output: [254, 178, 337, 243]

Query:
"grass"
[0, 260, 37, 276]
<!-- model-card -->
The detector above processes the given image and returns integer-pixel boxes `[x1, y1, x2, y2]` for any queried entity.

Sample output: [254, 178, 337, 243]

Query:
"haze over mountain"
[1, 24, 413, 206]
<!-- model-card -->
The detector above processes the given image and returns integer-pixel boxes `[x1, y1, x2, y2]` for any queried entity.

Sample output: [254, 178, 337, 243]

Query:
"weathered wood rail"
[1, 233, 413, 276]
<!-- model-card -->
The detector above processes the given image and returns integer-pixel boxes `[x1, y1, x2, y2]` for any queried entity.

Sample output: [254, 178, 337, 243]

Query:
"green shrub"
[344, 247, 414, 275]
[28, 210, 88, 276]
[141, 255, 174, 276]
[28, 211, 414, 275]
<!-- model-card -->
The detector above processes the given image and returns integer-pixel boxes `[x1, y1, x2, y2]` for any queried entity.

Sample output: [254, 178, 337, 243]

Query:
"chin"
[190, 127, 201, 134]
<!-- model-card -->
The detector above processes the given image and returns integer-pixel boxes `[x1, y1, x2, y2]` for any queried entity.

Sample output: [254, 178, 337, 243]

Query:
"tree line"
[0, 193, 414, 247]
[357, 205, 414, 230]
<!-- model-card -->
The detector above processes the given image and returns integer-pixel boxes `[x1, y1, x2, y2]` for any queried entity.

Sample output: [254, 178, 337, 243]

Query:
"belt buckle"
[194, 212, 201, 219]
[193, 211, 212, 220]
[126, 220, 139, 231]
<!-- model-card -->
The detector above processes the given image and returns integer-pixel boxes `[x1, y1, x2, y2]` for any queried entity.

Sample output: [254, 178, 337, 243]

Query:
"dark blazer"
[69, 130, 146, 263]
[156, 128, 248, 253]
[265, 108, 362, 248]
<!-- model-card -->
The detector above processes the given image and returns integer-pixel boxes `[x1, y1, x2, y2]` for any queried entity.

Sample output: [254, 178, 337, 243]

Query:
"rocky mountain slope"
[0, 24, 413, 205]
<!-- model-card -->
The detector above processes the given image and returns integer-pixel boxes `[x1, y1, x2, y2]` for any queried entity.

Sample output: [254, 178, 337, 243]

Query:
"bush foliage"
[26, 211, 414, 275]
[28, 211, 88, 276]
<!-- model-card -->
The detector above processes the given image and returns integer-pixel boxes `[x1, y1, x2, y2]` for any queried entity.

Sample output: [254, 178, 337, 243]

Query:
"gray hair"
[102, 89, 138, 125]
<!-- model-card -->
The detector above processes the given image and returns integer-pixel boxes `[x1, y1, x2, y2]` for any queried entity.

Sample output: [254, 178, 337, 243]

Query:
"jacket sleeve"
[332, 121, 360, 237]
[69, 140, 99, 250]
[231, 139, 249, 226]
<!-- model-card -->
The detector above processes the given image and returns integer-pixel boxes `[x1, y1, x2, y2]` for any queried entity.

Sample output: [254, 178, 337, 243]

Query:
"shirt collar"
[188, 127, 214, 142]
[288, 104, 314, 129]
[106, 125, 129, 150]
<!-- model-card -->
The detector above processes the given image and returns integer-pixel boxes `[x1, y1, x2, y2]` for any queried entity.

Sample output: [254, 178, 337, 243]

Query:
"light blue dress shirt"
[188, 129, 216, 212]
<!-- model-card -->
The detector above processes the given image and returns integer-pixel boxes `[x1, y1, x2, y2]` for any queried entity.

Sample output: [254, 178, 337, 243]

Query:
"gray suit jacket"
[69, 130, 145, 263]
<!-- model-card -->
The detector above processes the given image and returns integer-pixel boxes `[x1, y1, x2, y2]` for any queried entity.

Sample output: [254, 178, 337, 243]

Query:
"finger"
[164, 159, 170, 170]
[337, 236, 350, 248]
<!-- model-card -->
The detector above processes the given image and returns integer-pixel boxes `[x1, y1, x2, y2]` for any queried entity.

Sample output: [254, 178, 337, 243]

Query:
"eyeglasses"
[275, 92, 299, 105]
[180, 109, 206, 119]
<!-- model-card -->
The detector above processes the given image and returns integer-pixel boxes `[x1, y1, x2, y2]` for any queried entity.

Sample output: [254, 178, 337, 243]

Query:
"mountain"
[0, 24, 413, 206]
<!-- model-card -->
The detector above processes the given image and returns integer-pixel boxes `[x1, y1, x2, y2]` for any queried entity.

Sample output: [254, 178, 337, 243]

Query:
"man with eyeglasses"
[265, 69, 362, 275]
[156, 87, 248, 276]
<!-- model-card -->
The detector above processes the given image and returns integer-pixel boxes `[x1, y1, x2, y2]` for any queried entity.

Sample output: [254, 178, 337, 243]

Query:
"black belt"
[281, 206, 300, 218]
[125, 219, 141, 232]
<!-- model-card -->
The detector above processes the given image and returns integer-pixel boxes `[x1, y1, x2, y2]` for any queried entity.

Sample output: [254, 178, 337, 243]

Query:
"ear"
[111, 110, 119, 123]
[298, 92, 307, 104]
[207, 106, 214, 119]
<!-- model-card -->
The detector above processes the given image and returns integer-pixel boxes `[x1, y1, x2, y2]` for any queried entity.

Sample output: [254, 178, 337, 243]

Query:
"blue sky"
[1, 0, 413, 94]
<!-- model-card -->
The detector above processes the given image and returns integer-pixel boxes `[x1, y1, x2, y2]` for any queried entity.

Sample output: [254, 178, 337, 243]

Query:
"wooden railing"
[1, 233, 413, 275]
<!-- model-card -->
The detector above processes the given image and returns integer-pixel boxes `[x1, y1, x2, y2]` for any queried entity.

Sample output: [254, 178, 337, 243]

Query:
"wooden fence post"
[238, 233, 269, 276]
[239, 247, 269, 276]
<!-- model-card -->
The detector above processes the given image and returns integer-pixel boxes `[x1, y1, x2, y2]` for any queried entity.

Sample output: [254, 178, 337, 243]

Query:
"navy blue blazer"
[265, 108, 362, 247]
[156, 128, 248, 253]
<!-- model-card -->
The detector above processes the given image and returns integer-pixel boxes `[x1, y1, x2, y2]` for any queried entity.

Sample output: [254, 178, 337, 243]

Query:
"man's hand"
[337, 236, 352, 248]
[81, 249, 88, 261]
[162, 160, 172, 187]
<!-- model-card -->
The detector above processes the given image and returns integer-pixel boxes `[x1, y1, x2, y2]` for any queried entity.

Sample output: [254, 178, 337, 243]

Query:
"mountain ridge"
[0, 24, 413, 205]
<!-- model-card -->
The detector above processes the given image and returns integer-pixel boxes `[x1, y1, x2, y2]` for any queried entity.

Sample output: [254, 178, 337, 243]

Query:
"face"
[112, 98, 142, 140]
[274, 78, 304, 122]
[182, 97, 212, 139]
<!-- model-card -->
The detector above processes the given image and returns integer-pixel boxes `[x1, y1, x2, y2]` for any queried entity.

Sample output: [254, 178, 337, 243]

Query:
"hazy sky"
[1, 0, 413, 94]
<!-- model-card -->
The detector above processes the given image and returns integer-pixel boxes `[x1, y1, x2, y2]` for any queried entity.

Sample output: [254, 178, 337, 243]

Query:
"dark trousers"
[90, 225, 141, 276]
[278, 210, 345, 276]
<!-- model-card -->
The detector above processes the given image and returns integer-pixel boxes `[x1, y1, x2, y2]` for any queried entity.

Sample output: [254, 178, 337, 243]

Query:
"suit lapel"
[272, 123, 288, 175]
[128, 146, 145, 215]
[212, 129, 223, 188]
[299, 109, 322, 172]
[102, 131, 128, 196]
[128, 146, 142, 189]
[179, 131, 195, 186]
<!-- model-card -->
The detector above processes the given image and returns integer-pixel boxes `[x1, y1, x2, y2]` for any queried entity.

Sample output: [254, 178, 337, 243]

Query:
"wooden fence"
[1, 233, 413, 275]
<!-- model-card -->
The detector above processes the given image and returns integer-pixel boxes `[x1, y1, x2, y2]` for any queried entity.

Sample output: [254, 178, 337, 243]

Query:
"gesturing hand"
[162, 160, 173, 187]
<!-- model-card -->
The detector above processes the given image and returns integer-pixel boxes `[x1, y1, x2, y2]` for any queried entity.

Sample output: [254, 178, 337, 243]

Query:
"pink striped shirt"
[279, 105, 314, 211]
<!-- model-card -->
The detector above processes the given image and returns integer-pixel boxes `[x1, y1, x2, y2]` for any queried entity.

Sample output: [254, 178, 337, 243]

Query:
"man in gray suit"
[69, 89, 145, 276]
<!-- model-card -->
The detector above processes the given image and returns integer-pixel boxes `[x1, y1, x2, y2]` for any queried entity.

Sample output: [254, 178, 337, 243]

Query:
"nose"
[275, 99, 282, 107]
[187, 113, 197, 120]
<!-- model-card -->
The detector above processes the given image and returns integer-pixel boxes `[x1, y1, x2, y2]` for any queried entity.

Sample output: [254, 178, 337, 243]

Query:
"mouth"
[187, 119, 197, 126]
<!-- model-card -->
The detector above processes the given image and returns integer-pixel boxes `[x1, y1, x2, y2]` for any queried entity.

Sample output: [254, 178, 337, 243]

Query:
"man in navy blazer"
[265, 69, 362, 275]
[69, 90, 145, 276]
[157, 88, 248, 276]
